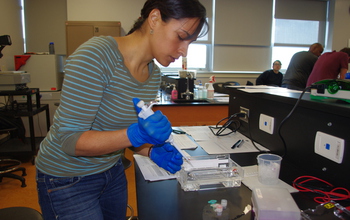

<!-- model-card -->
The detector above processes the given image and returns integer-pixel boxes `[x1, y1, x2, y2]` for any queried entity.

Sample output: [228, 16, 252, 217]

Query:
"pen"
[231, 139, 243, 149]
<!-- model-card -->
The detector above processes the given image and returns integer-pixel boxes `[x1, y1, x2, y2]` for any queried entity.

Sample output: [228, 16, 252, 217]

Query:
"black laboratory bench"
[134, 146, 332, 220]
[135, 87, 350, 219]
[226, 87, 350, 190]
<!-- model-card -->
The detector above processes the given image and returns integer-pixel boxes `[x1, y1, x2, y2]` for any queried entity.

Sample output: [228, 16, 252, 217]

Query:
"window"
[155, 44, 208, 72]
[272, 0, 328, 70]
[274, 19, 320, 45]
[271, 46, 309, 69]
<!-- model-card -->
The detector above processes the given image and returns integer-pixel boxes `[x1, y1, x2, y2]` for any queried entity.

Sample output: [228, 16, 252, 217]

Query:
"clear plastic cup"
[257, 153, 282, 185]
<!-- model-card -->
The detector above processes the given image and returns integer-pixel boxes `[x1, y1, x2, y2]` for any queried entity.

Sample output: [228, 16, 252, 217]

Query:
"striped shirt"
[35, 36, 161, 177]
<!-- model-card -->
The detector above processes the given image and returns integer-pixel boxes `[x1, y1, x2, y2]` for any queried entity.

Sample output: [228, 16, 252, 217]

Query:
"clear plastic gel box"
[176, 154, 243, 191]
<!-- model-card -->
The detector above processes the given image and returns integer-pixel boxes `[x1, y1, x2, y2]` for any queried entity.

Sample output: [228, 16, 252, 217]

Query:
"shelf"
[0, 104, 49, 117]
[0, 89, 50, 161]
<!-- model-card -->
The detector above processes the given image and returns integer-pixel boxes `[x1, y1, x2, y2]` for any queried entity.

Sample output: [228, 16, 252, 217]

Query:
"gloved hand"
[127, 98, 172, 147]
[150, 143, 183, 174]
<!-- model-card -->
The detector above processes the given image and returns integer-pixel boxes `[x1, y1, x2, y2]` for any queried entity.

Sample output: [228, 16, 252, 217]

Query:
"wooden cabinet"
[65, 21, 121, 56]
[153, 105, 229, 126]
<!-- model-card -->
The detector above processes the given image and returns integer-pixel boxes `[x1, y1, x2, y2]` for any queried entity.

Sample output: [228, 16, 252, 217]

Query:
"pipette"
[136, 100, 191, 163]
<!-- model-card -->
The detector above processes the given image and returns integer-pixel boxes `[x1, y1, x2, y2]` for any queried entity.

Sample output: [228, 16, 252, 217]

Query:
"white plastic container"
[207, 82, 214, 99]
[202, 86, 207, 99]
[206, 75, 215, 99]
[252, 187, 300, 220]
[193, 85, 199, 99]
[257, 153, 282, 185]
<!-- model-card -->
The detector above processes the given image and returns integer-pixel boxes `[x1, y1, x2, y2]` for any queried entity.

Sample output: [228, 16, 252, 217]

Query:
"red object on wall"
[14, 55, 31, 71]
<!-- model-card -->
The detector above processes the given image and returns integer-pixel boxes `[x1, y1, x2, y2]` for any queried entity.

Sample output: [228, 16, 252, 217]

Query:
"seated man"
[256, 60, 283, 87]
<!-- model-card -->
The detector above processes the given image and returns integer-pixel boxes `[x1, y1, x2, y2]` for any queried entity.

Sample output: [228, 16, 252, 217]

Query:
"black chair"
[0, 207, 43, 220]
[0, 158, 27, 187]
[246, 81, 254, 85]
[0, 128, 27, 187]
[213, 81, 240, 94]
[213, 82, 228, 94]
[225, 81, 240, 86]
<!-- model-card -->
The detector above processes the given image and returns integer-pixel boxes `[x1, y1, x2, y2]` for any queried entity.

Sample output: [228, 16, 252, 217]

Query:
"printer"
[0, 71, 31, 91]
[0, 35, 31, 90]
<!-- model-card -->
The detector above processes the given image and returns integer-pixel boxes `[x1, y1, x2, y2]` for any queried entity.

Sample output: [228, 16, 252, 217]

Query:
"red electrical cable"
[293, 175, 350, 203]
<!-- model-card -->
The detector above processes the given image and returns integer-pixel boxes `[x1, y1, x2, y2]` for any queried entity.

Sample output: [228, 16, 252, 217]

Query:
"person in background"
[35, 0, 208, 219]
[256, 60, 283, 86]
[281, 43, 324, 90]
[306, 47, 350, 87]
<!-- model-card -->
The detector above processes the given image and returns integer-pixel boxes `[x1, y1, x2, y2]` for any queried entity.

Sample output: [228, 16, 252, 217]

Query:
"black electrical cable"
[277, 86, 310, 158]
[209, 113, 242, 136]
[246, 113, 267, 152]
[210, 112, 266, 152]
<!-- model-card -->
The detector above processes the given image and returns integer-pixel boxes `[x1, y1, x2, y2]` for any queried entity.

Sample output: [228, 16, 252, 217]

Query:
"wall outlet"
[259, 114, 274, 134]
[314, 131, 344, 164]
[239, 106, 249, 123]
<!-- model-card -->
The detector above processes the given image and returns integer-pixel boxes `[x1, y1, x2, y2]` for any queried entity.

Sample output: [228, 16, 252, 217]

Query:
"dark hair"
[273, 60, 282, 65]
[127, 0, 208, 37]
[340, 47, 350, 56]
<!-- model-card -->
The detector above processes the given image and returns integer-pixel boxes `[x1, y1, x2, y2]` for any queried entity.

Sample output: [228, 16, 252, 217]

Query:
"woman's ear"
[148, 9, 161, 30]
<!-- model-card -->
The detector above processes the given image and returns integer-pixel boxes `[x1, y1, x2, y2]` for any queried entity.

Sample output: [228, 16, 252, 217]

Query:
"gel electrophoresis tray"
[176, 154, 243, 191]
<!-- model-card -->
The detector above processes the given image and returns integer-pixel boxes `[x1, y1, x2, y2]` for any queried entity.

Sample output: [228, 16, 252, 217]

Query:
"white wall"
[25, 0, 67, 54]
[331, 0, 350, 51]
[67, 0, 146, 35]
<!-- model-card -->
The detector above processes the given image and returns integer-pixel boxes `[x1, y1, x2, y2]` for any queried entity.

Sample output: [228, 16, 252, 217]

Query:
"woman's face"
[151, 17, 201, 67]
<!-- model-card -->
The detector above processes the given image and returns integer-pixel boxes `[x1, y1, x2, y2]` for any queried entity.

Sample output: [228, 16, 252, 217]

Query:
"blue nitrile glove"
[150, 143, 183, 174]
[127, 98, 172, 147]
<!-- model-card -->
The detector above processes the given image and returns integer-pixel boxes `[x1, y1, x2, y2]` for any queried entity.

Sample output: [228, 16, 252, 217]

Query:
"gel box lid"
[252, 187, 300, 220]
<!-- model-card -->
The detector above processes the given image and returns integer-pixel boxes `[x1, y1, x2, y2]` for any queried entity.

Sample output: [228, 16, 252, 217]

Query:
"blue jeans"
[36, 159, 127, 220]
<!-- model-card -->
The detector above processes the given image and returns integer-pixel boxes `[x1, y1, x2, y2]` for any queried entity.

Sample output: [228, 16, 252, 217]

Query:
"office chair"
[225, 81, 240, 86]
[0, 158, 27, 187]
[0, 207, 43, 220]
[0, 128, 27, 187]
[246, 81, 254, 85]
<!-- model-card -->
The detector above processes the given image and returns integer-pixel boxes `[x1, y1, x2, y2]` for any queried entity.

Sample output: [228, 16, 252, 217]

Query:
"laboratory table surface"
[135, 145, 345, 220]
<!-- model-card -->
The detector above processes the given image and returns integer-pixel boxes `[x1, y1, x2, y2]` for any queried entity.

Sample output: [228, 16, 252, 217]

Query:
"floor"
[0, 148, 138, 218]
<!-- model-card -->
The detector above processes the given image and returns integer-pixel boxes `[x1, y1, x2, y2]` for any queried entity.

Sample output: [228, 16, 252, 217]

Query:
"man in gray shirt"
[282, 43, 324, 90]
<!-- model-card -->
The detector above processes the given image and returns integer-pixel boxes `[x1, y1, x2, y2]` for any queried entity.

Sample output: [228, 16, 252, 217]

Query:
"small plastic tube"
[221, 199, 227, 209]
[215, 204, 223, 216]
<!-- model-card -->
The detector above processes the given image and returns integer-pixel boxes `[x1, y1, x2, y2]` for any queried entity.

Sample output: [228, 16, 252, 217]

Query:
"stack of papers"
[179, 126, 269, 154]
[172, 133, 198, 150]
[134, 154, 176, 181]
[134, 126, 270, 182]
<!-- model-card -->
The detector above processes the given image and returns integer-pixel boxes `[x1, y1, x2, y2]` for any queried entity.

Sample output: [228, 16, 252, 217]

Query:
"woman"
[35, 0, 208, 219]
